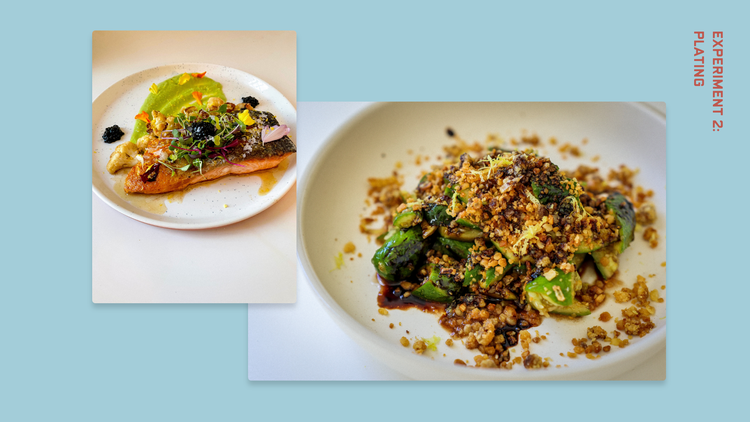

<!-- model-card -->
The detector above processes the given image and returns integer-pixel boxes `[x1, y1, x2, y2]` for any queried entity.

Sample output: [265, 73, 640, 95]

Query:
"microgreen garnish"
[160, 105, 252, 173]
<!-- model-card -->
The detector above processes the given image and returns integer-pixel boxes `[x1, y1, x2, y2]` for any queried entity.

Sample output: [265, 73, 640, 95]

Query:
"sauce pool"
[376, 274, 445, 313]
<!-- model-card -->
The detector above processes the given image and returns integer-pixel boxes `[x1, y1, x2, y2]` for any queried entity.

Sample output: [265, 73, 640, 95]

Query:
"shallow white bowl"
[298, 102, 666, 380]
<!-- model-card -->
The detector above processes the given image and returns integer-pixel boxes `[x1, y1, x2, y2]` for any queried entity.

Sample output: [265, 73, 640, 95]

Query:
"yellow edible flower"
[178, 73, 191, 85]
[149, 83, 159, 94]
[238, 109, 255, 126]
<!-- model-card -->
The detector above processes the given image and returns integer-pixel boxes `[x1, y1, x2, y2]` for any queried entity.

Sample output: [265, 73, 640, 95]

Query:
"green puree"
[129, 74, 226, 143]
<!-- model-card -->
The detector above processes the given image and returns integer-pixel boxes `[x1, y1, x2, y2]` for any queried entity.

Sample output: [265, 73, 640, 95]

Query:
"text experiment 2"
[693, 31, 724, 132]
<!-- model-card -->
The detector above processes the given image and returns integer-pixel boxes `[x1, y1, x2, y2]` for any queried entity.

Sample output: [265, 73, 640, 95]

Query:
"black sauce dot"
[446, 128, 455, 137]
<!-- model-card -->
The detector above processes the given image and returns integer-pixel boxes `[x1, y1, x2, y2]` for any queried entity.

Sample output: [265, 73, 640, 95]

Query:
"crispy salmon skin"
[124, 152, 293, 194]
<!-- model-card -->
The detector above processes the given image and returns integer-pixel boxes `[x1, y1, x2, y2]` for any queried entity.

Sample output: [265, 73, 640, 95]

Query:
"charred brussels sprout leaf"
[436, 237, 473, 260]
[592, 241, 620, 279]
[605, 192, 635, 252]
[463, 264, 481, 287]
[371, 227, 426, 281]
[429, 266, 460, 294]
[525, 268, 590, 316]
[411, 279, 453, 303]
[424, 204, 453, 226]
[456, 218, 480, 230]
[393, 209, 422, 229]
[531, 181, 570, 205]
[525, 269, 577, 307]
[412, 265, 459, 303]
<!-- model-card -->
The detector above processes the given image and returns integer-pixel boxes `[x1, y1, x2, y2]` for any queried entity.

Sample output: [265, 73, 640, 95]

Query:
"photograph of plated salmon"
[106, 96, 296, 194]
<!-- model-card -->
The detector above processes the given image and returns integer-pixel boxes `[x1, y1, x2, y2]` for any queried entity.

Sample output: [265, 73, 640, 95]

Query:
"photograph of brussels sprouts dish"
[368, 136, 662, 369]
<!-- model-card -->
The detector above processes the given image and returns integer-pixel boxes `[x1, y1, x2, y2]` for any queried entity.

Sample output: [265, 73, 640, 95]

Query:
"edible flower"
[191, 71, 207, 78]
[238, 109, 256, 126]
[192, 91, 203, 106]
[261, 125, 290, 144]
[135, 111, 151, 123]
[149, 83, 159, 94]
[178, 73, 191, 85]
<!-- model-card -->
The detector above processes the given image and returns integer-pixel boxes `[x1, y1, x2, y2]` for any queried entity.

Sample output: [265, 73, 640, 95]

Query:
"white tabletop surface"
[248, 102, 666, 380]
[92, 31, 297, 303]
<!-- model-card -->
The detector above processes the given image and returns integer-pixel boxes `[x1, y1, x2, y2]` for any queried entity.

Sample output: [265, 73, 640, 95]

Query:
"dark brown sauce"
[376, 275, 445, 313]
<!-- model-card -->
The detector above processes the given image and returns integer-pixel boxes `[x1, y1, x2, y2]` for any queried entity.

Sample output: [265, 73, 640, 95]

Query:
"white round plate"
[298, 102, 666, 380]
[92, 63, 296, 230]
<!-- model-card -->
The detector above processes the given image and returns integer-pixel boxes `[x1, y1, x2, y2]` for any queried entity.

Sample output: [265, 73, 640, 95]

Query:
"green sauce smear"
[129, 74, 226, 143]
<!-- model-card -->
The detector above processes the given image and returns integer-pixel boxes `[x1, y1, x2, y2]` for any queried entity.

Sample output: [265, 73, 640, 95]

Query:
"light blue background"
[2, 0, 746, 419]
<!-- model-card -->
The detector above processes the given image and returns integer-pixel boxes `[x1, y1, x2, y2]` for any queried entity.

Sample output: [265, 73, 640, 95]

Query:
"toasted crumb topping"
[366, 132, 662, 370]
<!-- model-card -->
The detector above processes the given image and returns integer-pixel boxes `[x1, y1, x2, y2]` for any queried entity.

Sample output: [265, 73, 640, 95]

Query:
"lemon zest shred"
[513, 220, 546, 255]
[448, 190, 461, 217]
[525, 190, 540, 206]
[419, 335, 441, 351]
[470, 156, 512, 182]
[331, 252, 344, 271]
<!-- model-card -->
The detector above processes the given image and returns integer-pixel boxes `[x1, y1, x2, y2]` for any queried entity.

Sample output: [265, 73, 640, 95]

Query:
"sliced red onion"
[261, 125, 290, 144]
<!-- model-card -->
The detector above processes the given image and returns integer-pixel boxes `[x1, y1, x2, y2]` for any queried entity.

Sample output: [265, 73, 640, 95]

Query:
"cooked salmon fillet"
[124, 152, 293, 194]
[121, 108, 295, 194]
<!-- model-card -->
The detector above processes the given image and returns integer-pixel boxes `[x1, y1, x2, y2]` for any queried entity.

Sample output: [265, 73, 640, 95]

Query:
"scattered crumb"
[643, 227, 659, 248]
[400, 337, 410, 347]
[413, 340, 427, 354]
[343, 242, 356, 254]
[378, 308, 389, 316]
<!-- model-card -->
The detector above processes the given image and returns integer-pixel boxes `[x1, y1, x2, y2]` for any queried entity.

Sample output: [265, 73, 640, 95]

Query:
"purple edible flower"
[261, 125, 290, 144]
